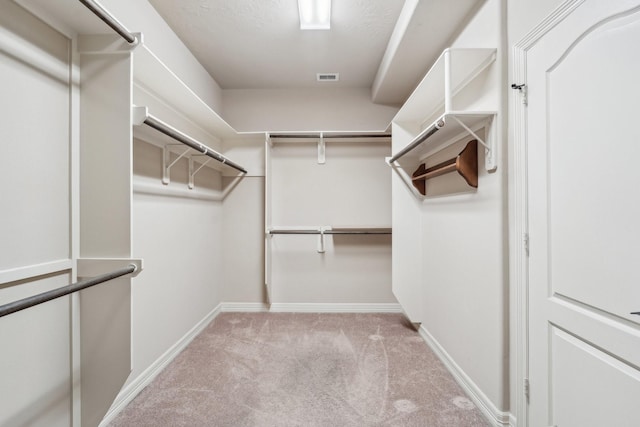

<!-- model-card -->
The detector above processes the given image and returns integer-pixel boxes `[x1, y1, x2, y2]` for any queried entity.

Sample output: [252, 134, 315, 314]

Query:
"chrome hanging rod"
[0, 265, 137, 318]
[79, 0, 138, 44]
[269, 229, 392, 235]
[388, 118, 445, 164]
[143, 114, 248, 174]
[269, 133, 390, 139]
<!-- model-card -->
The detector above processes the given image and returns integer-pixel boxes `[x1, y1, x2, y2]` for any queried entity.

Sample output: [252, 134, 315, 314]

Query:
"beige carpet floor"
[109, 312, 489, 426]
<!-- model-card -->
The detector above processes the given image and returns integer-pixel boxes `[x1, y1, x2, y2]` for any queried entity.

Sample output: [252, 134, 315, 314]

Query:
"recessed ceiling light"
[298, 0, 331, 30]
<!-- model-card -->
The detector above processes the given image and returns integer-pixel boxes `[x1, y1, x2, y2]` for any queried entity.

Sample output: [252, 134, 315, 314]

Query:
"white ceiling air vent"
[317, 73, 339, 82]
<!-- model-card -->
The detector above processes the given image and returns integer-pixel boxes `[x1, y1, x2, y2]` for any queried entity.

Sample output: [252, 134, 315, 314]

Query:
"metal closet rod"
[0, 265, 137, 318]
[143, 115, 248, 174]
[269, 133, 390, 139]
[269, 229, 392, 235]
[388, 118, 445, 163]
[79, 0, 137, 44]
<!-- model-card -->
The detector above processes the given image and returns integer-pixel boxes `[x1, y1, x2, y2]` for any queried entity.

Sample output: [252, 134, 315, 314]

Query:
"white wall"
[390, 0, 511, 420]
[0, 2, 73, 426]
[268, 140, 394, 304]
[222, 87, 398, 132]
[126, 140, 224, 390]
[221, 137, 267, 304]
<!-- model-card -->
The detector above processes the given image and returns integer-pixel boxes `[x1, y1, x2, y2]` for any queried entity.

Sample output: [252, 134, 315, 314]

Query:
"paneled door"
[526, 1, 640, 426]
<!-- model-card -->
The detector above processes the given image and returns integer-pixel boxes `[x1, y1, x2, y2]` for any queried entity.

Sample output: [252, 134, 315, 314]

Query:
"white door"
[526, 1, 640, 426]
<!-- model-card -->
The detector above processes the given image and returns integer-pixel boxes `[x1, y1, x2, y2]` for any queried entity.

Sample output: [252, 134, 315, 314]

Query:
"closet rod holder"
[0, 265, 138, 318]
[133, 107, 247, 174]
[388, 119, 445, 164]
[79, 0, 138, 44]
[411, 140, 478, 195]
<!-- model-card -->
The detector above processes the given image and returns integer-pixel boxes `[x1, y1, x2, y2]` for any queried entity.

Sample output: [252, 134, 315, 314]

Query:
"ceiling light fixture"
[298, 0, 331, 30]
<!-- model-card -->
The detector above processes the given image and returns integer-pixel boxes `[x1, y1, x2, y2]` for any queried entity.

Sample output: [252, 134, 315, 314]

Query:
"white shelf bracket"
[451, 115, 497, 171]
[318, 132, 326, 164]
[188, 155, 212, 189]
[162, 144, 191, 185]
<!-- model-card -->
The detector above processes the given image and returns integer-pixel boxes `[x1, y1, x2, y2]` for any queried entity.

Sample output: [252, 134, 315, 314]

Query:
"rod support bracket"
[318, 133, 326, 164]
[77, 258, 144, 279]
[188, 155, 211, 189]
[317, 226, 330, 253]
[162, 144, 191, 185]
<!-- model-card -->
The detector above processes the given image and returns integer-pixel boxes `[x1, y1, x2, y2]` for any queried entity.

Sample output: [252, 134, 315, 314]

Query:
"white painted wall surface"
[219, 137, 267, 304]
[222, 87, 398, 132]
[123, 139, 224, 389]
[426, 0, 507, 412]
[390, 0, 510, 420]
[269, 140, 394, 304]
[0, 3, 73, 426]
[222, 177, 266, 304]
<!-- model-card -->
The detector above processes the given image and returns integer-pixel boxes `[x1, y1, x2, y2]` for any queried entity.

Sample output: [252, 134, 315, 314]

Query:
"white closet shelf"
[390, 111, 496, 166]
[132, 106, 247, 188]
[390, 47, 497, 174]
[133, 43, 237, 140]
[393, 48, 497, 124]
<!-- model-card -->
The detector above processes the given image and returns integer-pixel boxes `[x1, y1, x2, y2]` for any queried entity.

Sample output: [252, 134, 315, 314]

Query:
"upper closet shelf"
[132, 106, 247, 187]
[133, 44, 237, 141]
[390, 111, 495, 166]
[390, 48, 497, 171]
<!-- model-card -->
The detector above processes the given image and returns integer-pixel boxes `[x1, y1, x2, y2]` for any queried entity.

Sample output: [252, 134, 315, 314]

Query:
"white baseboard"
[268, 302, 403, 313]
[99, 303, 223, 426]
[509, 413, 517, 427]
[220, 302, 403, 313]
[220, 302, 270, 312]
[418, 325, 512, 427]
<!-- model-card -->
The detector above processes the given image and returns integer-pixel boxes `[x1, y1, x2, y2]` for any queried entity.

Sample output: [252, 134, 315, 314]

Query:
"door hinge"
[524, 378, 530, 402]
[524, 233, 530, 257]
[511, 83, 528, 105]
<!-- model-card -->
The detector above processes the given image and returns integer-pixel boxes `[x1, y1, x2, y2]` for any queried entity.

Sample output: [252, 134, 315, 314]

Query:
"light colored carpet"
[109, 312, 489, 426]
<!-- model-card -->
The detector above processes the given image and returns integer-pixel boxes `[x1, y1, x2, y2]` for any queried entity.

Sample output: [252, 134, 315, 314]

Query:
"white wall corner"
[268, 303, 402, 313]
[221, 302, 271, 312]
[98, 303, 223, 427]
[418, 325, 512, 427]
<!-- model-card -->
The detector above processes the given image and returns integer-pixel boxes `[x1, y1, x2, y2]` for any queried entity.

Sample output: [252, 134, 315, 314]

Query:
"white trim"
[418, 325, 511, 427]
[509, 413, 517, 427]
[221, 302, 403, 313]
[221, 302, 270, 312]
[133, 176, 224, 201]
[510, 2, 586, 426]
[99, 303, 223, 427]
[0, 259, 73, 285]
[268, 303, 403, 313]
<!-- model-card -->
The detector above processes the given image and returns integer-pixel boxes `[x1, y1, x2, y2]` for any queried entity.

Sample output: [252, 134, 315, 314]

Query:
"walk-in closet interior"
[2, 0, 639, 426]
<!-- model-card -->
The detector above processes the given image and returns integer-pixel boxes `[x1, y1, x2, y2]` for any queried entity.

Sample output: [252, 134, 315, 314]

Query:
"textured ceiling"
[148, 0, 405, 89]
